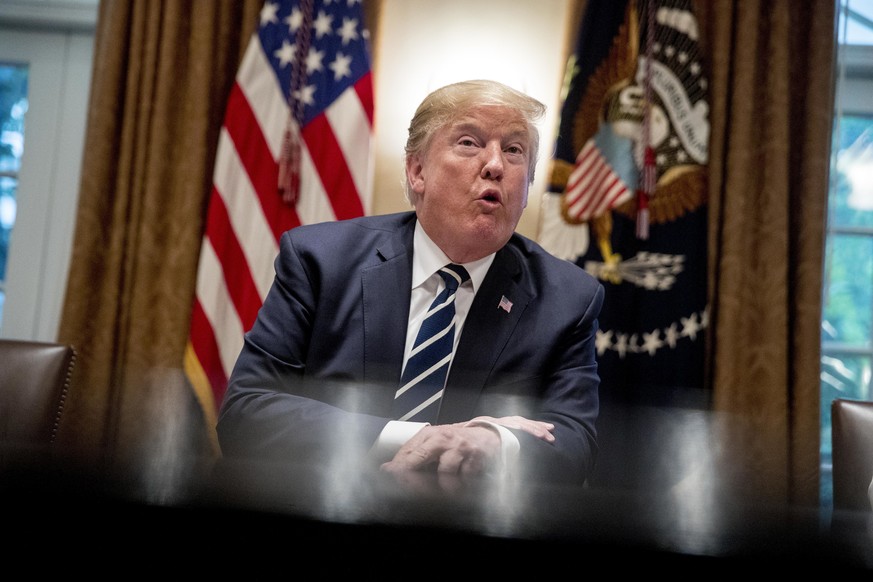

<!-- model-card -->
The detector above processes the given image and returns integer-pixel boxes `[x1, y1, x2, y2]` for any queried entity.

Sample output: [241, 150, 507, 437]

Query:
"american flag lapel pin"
[498, 295, 513, 313]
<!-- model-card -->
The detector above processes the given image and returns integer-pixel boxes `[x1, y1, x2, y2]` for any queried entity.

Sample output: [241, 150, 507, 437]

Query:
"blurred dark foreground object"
[1, 448, 872, 577]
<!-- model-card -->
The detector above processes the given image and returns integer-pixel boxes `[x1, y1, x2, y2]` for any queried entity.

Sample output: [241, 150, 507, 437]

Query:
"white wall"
[371, 0, 575, 239]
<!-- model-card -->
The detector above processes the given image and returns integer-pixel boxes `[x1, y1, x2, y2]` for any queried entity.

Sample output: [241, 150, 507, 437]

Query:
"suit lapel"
[439, 244, 532, 423]
[362, 218, 414, 408]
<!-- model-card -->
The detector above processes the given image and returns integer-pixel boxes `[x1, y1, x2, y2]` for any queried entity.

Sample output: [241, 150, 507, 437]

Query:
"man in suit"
[217, 79, 604, 486]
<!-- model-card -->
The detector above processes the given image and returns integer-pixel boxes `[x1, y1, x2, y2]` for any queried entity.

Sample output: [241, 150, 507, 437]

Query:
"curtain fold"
[57, 0, 263, 498]
[698, 0, 835, 505]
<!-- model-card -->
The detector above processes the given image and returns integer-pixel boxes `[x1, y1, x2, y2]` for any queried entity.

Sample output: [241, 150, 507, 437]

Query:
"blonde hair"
[404, 79, 546, 205]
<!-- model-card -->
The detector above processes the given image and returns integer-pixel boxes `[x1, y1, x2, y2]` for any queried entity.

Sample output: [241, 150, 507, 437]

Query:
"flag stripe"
[187, 0, 374, 426]
[197, 236, 247, 381]
[237, 37, 287, 159]
[328, 77, 374, 204]
[565, 140, 633, 221]
[212, 130, 282, 300]
[204, 185, 263, 331]
[565, 143, 603, 206]
[305, 113, 364, 220]
[187, 299, 228, 400]
[223, 84, 301, 242]
[355, 70, 375, 126]
[571, 159, 612, 217]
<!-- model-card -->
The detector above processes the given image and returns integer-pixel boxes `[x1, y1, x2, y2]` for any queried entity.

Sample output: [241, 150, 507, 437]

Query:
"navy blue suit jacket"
[217, 211, 604, 484]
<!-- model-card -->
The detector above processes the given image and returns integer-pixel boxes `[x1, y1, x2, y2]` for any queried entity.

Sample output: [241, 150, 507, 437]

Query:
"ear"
[405, 154, 426, 195]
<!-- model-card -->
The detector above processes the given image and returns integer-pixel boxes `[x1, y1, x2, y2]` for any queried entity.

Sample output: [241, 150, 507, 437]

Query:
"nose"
[480, 142, 504, 180]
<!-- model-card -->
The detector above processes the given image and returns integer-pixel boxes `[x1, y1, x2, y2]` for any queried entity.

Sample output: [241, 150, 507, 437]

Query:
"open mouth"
[479, 190, 501, 204]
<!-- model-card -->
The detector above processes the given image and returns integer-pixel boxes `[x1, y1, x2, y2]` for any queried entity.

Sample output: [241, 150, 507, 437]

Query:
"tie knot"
[439, 264, 469, 291]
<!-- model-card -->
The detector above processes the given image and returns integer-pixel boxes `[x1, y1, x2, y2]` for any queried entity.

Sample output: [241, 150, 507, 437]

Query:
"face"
[406, 105, 532, 263]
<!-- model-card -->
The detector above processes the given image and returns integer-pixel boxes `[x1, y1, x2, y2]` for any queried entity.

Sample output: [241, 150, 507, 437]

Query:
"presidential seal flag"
[185, 0, 374, 444]
[539, 0, 709, 484]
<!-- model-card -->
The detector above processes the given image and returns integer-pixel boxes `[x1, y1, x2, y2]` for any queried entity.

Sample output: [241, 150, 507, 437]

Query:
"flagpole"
[636, 0, 656, 241]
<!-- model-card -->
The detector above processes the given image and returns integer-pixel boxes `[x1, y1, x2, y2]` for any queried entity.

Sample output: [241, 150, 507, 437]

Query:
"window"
[820, 0, 873, 507]
[0, 63, 28, 327]
[0, 9, 95, 341]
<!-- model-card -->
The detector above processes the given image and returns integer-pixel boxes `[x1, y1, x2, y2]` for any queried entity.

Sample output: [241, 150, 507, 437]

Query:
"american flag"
[185, 0, 374, 437]
[563, 135, 635, 222]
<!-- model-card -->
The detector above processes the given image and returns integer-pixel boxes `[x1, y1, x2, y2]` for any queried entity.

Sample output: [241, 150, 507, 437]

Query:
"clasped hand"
[379, 415, 555, 478]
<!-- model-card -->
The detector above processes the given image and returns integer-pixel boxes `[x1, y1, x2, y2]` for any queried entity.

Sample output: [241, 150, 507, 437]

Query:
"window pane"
[830, 115, 873, 228]
[0, 63, 28, 173]
[823, 0, 873, 511]
[0, 176, 15, 324]
[0, 176, 16, 276]
[0, 62, 28, 328]
[822, 233, 873, 345]
[821, 353, 873, 409]
[840, 0, 873, 45]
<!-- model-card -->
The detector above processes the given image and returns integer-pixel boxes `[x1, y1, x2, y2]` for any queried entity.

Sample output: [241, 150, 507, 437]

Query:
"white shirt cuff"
[368, 420, 428, 465]
[463, 419, 520, 477]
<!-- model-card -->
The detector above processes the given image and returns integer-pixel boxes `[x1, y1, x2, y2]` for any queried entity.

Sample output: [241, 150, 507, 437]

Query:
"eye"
[505, 144, 524, 155]
[458, 137, 477, 147]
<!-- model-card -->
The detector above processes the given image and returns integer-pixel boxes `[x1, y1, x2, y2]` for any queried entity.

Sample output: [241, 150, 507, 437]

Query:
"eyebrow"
[452, 120, 529, 143]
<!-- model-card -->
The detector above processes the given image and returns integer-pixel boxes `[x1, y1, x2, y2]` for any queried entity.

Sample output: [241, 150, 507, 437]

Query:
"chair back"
[831, 398, 873, 512]
[0, 339, 76, 446]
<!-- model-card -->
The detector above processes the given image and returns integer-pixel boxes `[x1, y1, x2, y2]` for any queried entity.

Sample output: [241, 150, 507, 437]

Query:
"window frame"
[0, 24, 94, 341]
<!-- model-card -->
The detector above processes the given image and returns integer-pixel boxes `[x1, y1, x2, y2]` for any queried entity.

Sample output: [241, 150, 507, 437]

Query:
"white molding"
[836, 44, 873, 115]
[0, 0, 98, 32]
[840, 44, 873, 78]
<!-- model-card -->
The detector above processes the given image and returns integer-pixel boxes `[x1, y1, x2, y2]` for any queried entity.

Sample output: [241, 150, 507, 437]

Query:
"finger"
[458, 452, 486, 476]
[392, 443, 438, 470]
[436, 471, 465, 494]
[446, 437, 494, 477]
[507, 415, 555, 431]
[504, 417, 555, 441]
[471, 415, 556, 442]
[521, 420, 556, 442]
[436, 448, 466, 474]
[386, 428, 446, 470]
[380, 463, 444, 494]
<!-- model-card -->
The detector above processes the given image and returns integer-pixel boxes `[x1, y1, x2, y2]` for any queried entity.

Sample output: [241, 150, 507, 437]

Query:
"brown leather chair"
[831, 398, 873, 513]
[0, 339, 76, 446]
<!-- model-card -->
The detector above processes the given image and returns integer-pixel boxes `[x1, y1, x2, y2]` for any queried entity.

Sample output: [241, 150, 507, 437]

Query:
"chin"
[469, 223, 512, 251]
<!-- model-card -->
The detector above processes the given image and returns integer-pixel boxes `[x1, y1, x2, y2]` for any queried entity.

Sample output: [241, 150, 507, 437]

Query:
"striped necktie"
[393, 263, 470, 423]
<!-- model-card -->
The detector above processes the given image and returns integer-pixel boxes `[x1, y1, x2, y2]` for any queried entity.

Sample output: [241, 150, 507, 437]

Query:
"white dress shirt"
[368, 222, 520, 473]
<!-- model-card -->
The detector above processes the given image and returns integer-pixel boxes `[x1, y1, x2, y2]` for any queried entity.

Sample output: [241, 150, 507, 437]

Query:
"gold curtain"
[697, 0, 835, 506]
[56, 0, 264, 497]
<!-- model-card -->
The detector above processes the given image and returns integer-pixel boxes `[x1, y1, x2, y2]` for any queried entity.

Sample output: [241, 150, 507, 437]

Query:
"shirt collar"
[412, 220, 494, 293]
